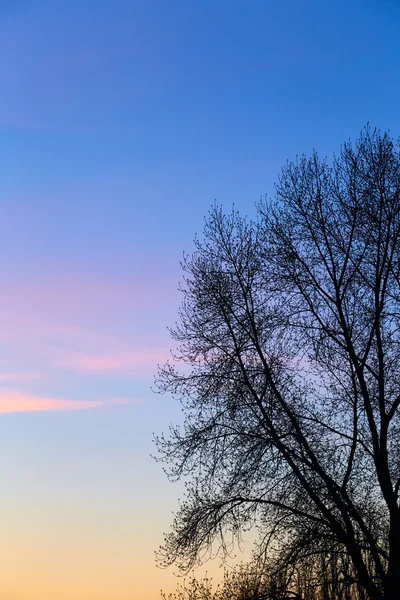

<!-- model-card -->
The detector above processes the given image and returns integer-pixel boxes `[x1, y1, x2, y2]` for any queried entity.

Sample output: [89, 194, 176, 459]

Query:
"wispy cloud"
[0, 372, 43, 382]
[0, 273, 175, 389]
[0, 273, 174, 350]
[0, 274, 168, 316]
[0, 390, 131, 414]
[58, 351, 169, 374]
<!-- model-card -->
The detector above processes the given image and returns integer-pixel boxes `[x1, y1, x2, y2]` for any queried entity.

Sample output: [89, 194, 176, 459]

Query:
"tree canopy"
[155, 128, 400, 600]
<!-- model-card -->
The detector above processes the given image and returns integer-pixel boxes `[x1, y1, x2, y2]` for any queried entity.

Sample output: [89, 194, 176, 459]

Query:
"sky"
[0, 0, 399, 598]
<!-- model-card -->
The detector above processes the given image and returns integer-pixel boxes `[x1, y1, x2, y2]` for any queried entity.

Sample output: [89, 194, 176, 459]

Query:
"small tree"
[155, 128, 400, 600]
[161, 573, 215, 600]
[161, 566, 274, 600]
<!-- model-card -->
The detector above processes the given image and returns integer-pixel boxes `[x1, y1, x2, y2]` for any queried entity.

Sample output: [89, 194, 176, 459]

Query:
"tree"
[161, 565, 281, 600]
[160, 554, 365, 600]
[161, 573, 215, 600]
[155, 128, 400, 600]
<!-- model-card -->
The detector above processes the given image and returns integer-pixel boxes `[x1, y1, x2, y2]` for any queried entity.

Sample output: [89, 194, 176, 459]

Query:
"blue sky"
[0, 1, 399, 598]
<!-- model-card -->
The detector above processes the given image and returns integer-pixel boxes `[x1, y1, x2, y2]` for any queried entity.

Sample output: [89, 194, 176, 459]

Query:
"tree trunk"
[383, 510, 400, 600]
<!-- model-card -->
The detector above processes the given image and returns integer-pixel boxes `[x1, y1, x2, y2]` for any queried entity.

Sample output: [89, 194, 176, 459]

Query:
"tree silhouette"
[155, 128, 400, 600]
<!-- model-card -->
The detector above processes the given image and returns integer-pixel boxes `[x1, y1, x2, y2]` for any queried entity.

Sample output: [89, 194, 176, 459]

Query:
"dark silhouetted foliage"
[155, 128, 400, 600]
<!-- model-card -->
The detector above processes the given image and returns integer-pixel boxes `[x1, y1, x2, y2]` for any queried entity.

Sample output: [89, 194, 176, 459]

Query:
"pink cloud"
[0, 274, 172, 318]
[0, 373, 43, 382]
[58, 351, 169, 374]
[0, 272, 176, 357]
[0, 272, 178, 382]
[0, 390, 130, 414]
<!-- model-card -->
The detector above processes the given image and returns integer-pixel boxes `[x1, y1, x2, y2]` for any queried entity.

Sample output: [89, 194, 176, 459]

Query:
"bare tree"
[160, 565, 280, 600]
[160, 551, 366, 600]
[155, 128, 400, 600]
[161, 573, 215, 600]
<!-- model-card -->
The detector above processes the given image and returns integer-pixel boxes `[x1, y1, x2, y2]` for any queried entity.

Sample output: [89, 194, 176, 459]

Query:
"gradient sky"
[0, 0, 400, 598]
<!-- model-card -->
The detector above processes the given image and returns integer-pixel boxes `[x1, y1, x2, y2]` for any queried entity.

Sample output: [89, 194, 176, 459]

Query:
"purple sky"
[0, 1, 399, 598]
